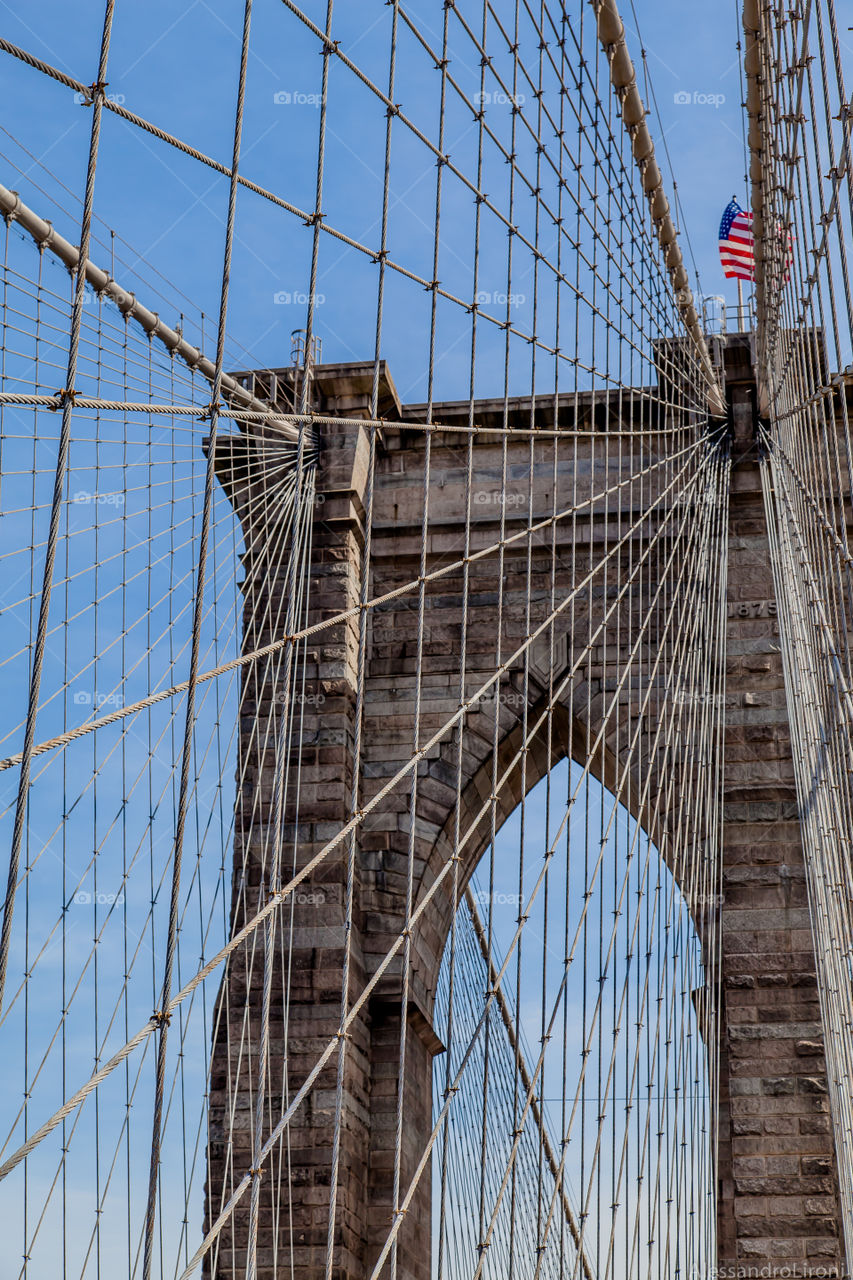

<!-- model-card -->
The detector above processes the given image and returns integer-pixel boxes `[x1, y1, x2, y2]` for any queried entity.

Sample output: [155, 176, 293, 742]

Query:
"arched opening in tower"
[431, 759, 716, 1280]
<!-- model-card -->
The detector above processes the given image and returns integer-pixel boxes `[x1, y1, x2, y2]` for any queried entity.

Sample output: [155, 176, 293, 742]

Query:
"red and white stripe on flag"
[719, 199, 755, 282]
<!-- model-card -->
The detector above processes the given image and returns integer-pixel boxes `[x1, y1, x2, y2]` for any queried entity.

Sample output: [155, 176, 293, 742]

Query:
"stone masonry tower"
[204, 339, 846, 1279]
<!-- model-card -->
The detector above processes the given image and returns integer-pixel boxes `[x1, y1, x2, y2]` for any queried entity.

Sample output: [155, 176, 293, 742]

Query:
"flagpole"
[737, 278, 745, 330]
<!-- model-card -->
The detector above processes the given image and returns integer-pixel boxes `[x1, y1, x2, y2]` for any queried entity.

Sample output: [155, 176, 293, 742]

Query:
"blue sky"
[0, 0, 776, 406]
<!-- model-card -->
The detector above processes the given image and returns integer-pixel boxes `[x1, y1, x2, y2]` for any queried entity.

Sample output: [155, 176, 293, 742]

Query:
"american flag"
[719, 199, 755, 281]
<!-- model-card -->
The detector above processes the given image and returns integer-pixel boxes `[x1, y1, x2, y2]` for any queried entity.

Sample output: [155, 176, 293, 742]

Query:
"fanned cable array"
[744, 0, 853, 1257]
[0, 1, 735, 1278]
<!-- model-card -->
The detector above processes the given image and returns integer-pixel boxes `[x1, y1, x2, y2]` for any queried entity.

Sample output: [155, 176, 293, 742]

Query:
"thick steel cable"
[592, 0, 724, 417]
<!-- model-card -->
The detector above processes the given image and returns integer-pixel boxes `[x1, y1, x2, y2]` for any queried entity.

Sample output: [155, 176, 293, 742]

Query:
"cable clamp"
[152, 1008, 172, 1027]
[78, 80, 108, 106]
[249, 1166, 264, 1181]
